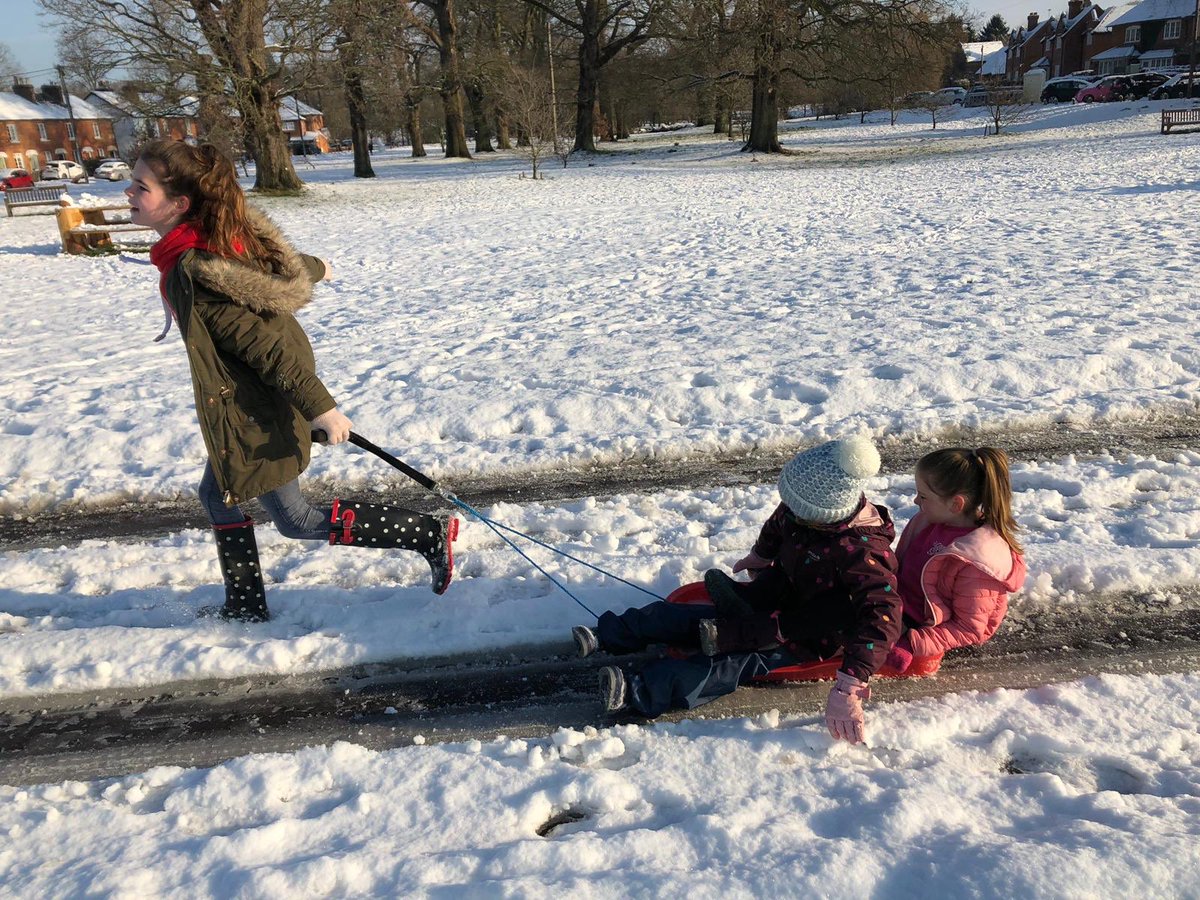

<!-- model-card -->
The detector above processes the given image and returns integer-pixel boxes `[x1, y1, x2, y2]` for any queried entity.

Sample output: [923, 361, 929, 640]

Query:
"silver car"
[93, 159, 131, 181]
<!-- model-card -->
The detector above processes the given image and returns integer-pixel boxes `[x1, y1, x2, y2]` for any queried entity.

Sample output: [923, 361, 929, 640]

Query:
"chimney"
[1067, 0, 1083, 17]
[39, 84, 64, 106]
[12, 79, 35, 103]
[1028, 12, 1040, 29]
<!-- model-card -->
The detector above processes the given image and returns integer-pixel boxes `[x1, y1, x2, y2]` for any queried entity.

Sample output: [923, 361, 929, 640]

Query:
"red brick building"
[0, 81, 117, 173]
[1099, 0, 1200, 72]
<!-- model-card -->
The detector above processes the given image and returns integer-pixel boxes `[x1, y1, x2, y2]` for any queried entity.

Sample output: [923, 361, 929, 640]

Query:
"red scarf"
[150, 221, 210, 300]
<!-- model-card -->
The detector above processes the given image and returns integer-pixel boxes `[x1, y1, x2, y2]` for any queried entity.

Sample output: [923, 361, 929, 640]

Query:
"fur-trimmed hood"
[185, 206, 314, 315]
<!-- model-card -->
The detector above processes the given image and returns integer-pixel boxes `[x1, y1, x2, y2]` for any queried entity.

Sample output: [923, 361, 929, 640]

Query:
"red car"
[0, 168, 35, 191]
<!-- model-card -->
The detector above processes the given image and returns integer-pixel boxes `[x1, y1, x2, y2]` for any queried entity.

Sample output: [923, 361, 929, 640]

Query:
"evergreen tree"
[980, 14, 1008, 41]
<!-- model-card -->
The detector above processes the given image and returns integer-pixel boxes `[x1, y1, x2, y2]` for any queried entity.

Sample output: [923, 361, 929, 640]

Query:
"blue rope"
[446, 496, 666, 618]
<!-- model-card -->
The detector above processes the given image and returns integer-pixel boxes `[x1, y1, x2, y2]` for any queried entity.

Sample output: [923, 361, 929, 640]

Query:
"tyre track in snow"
[3, 415, 1199, 551]
[1, 590, 1198, 785]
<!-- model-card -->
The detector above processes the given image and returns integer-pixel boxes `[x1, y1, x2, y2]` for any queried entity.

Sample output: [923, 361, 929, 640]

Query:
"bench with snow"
[1161, 108, 1200, 134]
[4, 183, 69, 217]
[56, 201, 155, 255]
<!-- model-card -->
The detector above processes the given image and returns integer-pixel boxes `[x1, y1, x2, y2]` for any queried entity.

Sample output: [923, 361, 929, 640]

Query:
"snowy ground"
[2, 100, 1200, 895]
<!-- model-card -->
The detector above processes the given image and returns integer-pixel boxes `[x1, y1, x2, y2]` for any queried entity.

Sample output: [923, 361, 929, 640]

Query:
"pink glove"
[826, 671, 870, 744]
[732, 549, 773, 580]
[885, 636, 913, 674]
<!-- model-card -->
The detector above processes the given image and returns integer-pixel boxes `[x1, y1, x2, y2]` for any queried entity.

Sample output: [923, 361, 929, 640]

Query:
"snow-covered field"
[2, 100, 1199, 896]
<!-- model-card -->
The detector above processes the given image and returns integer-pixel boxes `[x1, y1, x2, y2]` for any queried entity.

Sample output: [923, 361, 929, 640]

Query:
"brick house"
[86, 90, 202, 160]
[1048, 2, 1108, 76]
[279, 96, 330, 153]
[1100, 0, 1200, 71]
[1006, 14, 1058, 81]
[0, 81, 117, 174]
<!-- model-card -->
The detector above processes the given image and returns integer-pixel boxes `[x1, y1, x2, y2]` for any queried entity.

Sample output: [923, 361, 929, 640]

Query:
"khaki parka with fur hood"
[161, 208, 336, 507]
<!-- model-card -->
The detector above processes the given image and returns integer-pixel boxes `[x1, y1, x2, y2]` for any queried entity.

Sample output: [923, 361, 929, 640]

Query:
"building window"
[67, 123, 75, 139]
[45, 151, 54, 164]
[92, 121, 101, 138]
[6, 124, 16, 142]
[37, 123, 48, 141]
[1124, 25, 1140, 43]
[1163, 19, 1181, 39]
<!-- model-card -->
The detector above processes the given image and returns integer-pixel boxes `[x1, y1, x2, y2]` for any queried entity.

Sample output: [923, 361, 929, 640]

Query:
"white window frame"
[6, 124, 17, 142]
[1162, 19, 1181, 39]
[66, 122, 75, 140]
[45, 150, 54, 165]
[92, 121, 101, 138]
[37, 123, 48, 141]
[1125, 24, 1140, 43]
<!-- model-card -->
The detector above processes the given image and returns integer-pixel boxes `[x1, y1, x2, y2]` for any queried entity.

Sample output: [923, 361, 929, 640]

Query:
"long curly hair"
[137, 140, 278, 268]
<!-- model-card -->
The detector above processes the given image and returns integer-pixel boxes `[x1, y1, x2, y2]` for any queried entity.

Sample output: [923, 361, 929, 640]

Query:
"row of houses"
[0, 79, 329, 174]
[1001, 0, 1198, 82]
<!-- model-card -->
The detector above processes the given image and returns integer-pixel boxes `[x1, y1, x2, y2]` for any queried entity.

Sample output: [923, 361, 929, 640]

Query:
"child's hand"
[885, 639, 914, 674]
[732, 550, 772, 580]
[826, 671, 870, 744]
[311, 407, 353, 444]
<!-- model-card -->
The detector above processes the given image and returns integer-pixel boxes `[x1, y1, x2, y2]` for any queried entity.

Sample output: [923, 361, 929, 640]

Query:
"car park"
[0, 168, 35, 191]
[1041, 76, 1094, 103]
[93, 159, 131, 181]
[39, 160, 88, 183]
[1148, 73, 1200, 100]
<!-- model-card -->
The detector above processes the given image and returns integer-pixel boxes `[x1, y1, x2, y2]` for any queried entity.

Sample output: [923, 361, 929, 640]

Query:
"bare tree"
[983, 86, 1028, 135]
[55, 25, 122, 91]
[523, 0, 667, 152]
[502, 65, 560, 176]
[37, 0, 337, 192]
[404, 0, 473, 157]
[0, 43, 19, 81]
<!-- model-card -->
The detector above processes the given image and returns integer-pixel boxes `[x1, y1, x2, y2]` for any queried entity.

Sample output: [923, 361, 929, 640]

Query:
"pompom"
[834, 435, 880, 479]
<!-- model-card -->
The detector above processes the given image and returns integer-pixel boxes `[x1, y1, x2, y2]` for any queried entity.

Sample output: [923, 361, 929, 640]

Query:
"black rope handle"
[312, 429, 440, 493]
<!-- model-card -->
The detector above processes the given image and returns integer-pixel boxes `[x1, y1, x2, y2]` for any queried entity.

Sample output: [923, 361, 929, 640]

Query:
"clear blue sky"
[4, 0, 1059, 84]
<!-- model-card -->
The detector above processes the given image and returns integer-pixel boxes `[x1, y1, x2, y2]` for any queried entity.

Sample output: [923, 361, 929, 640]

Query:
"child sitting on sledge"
[571, 435, 901, 744]
[883, 447, 1026, 676]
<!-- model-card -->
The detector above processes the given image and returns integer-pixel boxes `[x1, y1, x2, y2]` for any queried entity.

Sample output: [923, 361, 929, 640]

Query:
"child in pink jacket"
[886, 447, 1027, 673]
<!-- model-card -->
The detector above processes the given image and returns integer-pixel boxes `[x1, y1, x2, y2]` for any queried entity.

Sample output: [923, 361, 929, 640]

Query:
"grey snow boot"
[599, 666, 627, 713]
[573, 625, 599, 658]
[330, 499, 459, 595]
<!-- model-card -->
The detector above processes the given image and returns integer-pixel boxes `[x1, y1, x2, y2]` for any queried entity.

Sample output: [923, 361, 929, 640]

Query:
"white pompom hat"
[777, 435, 881, 524]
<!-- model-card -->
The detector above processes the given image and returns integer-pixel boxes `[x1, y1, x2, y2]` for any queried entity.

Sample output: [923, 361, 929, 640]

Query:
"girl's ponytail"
[917, 446, 1022, 554]
[973, 447, 1022, 554]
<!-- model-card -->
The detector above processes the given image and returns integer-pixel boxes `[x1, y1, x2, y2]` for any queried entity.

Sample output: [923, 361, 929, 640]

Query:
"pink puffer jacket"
[895, 512, 1026, 658]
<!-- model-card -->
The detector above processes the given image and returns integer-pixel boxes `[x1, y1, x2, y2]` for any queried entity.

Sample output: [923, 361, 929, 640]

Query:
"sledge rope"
[317, 431, 666, 618]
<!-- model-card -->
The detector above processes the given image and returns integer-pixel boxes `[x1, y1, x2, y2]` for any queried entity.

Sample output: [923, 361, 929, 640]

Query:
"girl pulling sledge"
[129, 140, 457, 622]
[572, 435, 901, 744]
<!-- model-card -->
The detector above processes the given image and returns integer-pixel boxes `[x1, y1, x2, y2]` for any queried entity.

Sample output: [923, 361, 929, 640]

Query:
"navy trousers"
[595, 600, 800, 718]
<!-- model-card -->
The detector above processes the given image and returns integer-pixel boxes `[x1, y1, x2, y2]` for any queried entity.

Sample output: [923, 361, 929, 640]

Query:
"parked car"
[1148, 73, 1200, 100]
[1041, 76, 1094, 103]
[39, 159, 88, 183]
[963, 84, 990, 107]
[93, 159, 131, 181]
[1124, 71, 1170, 97]
[932, 86, 967, 105]
[0, 168, 35, 191]
[1073, 73, 1164, 103]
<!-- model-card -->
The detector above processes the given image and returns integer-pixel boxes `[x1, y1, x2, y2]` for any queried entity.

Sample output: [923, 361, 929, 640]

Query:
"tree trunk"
[407, 98, 427, 157]
[342, 52, 375, 178]
[432, 0, 471, 158]
[714, 93, 731, 135]
[742, 2, 783, 154]
[495, 111, 512, 149]
[243, 83, 303, 191]
[465, 80, 494, 152]
[573, 0, 601, 152]
[695, 86, 714, 127]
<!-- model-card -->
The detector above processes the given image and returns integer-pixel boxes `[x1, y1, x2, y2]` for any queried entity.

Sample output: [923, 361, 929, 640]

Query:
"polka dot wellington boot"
[200, 518, 269, 622]
[329, 500, 459, 595]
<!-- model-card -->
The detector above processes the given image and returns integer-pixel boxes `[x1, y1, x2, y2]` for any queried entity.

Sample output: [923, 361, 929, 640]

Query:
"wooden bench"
[1161, 107, 1200, 134]
[4, 183, 69, 217]
[55, 201, 156, 254]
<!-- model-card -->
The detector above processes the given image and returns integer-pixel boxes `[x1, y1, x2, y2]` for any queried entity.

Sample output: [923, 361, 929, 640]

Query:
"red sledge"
[666, 581, 942, 680]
